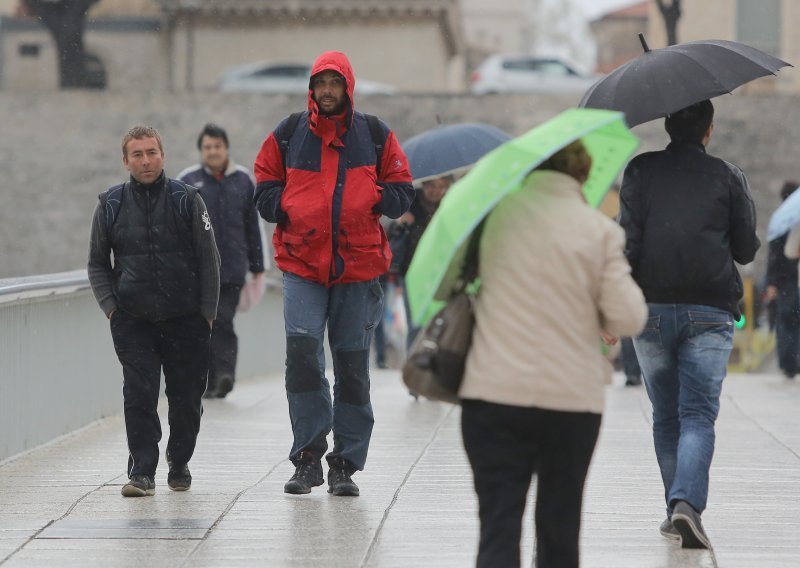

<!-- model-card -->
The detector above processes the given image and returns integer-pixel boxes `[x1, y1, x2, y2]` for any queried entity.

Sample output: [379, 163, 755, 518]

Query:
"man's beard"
[317, 97, 348, 117]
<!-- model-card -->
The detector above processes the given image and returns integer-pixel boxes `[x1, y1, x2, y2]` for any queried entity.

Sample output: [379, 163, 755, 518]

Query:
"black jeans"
[110, 310, 211, 477]
[775, 286, 800, 376]
[209, 283, 242, 389]
[461, 399, 602, 568]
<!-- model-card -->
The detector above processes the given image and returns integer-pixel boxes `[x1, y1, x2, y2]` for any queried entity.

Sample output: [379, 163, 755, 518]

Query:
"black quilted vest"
[110, 175, 200, 321]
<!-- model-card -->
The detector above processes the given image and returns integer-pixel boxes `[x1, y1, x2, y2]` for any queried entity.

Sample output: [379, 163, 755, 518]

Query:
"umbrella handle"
[639, 33, 651, 53]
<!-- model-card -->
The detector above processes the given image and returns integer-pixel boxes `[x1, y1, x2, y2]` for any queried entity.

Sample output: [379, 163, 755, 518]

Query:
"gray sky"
[573, 0, 646, 20]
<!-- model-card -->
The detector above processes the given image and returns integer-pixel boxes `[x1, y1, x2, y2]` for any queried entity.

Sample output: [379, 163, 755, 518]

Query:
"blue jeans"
[282, 272, 383, 470]
[633, 304, 733, 516]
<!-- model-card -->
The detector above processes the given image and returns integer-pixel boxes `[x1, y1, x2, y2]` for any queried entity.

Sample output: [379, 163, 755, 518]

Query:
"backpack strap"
[166, 179, 196, 228]
[365, 113, 386, 178]
[103, 180, 194, 229]
[276, 112, 304, 168]
[103, 182, 127, 227]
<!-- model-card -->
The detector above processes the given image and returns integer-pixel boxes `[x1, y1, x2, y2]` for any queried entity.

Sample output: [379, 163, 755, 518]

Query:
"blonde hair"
[122, 126, 163, 158]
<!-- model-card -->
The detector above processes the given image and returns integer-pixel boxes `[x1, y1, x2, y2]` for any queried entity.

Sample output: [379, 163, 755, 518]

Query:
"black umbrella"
[579, 34, 791, 127]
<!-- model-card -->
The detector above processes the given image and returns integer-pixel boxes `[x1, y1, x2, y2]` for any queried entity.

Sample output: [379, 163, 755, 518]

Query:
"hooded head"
[308, 51, 355, 127]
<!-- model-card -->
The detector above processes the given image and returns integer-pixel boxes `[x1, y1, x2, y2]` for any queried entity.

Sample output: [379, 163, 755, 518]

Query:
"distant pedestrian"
[387, 174, 453, 351]
[620, 337, 642, 386]
[88, 126, 220, 497]
[619, 100, 760, 548]
[460, 141, 647, 568]
[179, 123, 265, 398]
[253, 51, 414, 496]
[765, 181, 800, 378]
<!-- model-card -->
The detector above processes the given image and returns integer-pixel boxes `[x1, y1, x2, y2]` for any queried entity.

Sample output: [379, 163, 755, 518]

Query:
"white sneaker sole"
[671, 513, 712, 549]
[121, 484, 155, 497]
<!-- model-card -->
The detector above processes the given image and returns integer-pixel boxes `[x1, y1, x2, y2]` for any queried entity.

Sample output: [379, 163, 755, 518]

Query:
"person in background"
[179, 123, 265, 398]
[88, 125, 220, 497]
[765, 181, 800, 379]
[387, 174, 453, 349]
[460, 140, 647, 568]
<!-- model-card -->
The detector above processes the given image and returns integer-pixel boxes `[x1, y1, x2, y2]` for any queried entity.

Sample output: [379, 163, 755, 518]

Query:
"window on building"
[19, 44, 40, 57]
[736, 0, 781, 55]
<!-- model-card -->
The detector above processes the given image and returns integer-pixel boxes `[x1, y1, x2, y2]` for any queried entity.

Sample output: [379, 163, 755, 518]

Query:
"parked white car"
[470, 54, 599, 95]
[217, 62, 397, 95]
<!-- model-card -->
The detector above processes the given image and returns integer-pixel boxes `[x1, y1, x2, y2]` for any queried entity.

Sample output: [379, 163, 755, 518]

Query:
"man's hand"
[108, 309, 116, 320]
[601, 331, 619, 346]
[397, 211, 415, 226]
[207, 318, 214, 330]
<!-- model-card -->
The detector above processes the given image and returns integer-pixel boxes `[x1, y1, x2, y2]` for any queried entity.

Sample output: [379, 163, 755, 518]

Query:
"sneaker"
[167, 463, 192, 491]
[327, 459, 359, 496]
[284, 452, 324, 494]
[659, 518, 680, 540]
[215, 376, 234, 398]
[671, 500, 712, 549]
[121, 474, 155, 497]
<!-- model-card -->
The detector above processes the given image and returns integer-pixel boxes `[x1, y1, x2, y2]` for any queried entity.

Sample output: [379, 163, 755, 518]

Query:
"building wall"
[647, 0, 796, 92]
[169, 17, 460, 93]
[0, 20, 165, 92]
[591, 17, 648, 72]
[460, 0, 532, 55]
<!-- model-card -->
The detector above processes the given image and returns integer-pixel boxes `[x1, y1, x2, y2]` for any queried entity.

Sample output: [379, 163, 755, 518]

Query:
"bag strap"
[365, 113, 386, 178]
[276, 111, 304, 168]
[455, 220, 486, 294]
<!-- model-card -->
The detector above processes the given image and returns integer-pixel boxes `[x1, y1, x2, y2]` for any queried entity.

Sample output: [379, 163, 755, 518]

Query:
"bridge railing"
[0, 270, 285, 462]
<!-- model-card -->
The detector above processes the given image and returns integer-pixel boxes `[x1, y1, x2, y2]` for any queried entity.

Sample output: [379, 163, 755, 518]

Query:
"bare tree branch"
[654, 0, 682, 46]
[22, 0, 102, 88]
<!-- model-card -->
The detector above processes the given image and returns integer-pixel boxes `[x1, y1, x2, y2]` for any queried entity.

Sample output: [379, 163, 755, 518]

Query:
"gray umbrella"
[402, 123, 511, 184]
[579, 35, 791, 127]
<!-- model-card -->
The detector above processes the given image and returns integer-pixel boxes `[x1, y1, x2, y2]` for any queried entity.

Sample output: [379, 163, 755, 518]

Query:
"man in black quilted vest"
[88, 125, 220, 497]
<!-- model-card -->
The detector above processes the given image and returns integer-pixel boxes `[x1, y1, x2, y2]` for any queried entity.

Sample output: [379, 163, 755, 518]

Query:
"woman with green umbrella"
[458, 139, 647, 568]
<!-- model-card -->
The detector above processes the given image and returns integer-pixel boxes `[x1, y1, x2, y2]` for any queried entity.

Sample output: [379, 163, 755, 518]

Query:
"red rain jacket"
[253, 51, 414, 285]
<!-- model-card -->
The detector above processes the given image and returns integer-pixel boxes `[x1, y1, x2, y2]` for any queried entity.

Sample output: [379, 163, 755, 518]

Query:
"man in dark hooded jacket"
[253, 51, 414, 496]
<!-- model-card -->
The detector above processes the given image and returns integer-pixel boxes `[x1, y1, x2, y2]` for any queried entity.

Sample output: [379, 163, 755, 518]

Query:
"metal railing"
[0, 270, 285, 462]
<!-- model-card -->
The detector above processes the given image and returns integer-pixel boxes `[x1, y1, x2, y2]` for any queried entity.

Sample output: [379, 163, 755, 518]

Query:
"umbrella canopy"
[580, 37, 790, 127]
[768, 185, 800, 241]
[405, 108, 640, 327]
[402, 123, 512, 184]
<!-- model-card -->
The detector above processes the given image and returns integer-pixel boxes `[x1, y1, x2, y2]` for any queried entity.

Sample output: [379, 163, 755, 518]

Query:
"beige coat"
[459, 170, 647, 414]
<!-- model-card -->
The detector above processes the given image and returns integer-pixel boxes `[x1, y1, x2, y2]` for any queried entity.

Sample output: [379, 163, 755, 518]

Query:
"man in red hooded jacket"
[254, 51, 414, 496]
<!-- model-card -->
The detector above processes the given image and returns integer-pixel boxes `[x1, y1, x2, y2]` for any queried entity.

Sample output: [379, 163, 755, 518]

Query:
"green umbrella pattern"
[405, 108, 640, 326]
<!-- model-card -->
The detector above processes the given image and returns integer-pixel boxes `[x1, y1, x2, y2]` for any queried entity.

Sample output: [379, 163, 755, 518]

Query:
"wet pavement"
[1, 369, 799, 567]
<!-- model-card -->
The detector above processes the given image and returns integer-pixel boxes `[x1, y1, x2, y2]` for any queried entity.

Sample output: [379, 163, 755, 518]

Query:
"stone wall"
[0, 91, 795, 278]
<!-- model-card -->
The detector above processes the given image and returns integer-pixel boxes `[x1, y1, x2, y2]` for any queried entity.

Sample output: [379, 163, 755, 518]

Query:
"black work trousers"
[208, 283, 242, 390]
[110, 309, 211, 477]
[461, 399, 602, 568]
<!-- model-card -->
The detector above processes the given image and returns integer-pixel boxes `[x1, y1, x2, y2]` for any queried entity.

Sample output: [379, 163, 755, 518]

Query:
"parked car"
[217, 62, 397, 95]
[470, 54, 599, 95]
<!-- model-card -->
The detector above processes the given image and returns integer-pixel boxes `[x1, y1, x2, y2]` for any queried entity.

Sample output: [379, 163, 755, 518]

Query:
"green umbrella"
[405, 107, 640, 326]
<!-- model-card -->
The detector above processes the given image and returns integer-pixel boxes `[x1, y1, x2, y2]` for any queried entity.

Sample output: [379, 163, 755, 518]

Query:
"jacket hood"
[308, 51, 355, 132]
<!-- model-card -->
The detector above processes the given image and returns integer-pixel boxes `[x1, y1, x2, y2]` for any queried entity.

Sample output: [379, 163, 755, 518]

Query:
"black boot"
[284, 451, 323, 494]
[327, 458, 359, 496]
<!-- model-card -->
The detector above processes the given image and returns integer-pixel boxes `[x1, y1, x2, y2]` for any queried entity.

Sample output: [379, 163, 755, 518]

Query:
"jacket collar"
[524, 169, 586, 202]
[666, 141, 707, 154]
[130, 170, 166, 192]
[203, 158, 238, 179]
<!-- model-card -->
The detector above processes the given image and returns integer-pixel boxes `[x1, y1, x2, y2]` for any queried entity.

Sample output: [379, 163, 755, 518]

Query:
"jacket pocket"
[281, 228, 319, 260]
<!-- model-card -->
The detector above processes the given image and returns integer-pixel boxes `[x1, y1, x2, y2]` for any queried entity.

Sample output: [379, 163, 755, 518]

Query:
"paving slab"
[1, 370, 800, 567]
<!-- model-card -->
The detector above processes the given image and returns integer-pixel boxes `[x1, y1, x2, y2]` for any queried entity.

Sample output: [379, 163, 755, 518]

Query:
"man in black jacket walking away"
[619, 100, 759, 549]
[88, 126, 220, 497]
[179, 123, 264, 398]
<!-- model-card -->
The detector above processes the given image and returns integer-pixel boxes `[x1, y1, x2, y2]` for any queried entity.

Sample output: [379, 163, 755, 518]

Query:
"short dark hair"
[197, 123, 229, 150]
[664, 100, 714, 144]
[781, 180, 800, 201]
[122, 125, 163, 158]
